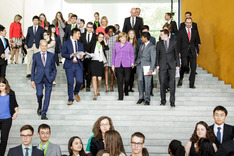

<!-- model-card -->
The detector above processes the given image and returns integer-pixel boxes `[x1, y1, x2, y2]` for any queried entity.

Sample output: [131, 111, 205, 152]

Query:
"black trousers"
[83, 59, 91, 88]
[180, 53, 197, 87]
[129, 67, 136, 90]
[159, 66, 176, 104]
[0, 63, 6, 77]
[0, 117, 12, 156]
[115, 66, 131, 100]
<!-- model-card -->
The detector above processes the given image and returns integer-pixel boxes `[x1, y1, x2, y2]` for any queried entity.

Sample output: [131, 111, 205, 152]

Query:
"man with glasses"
[8, 125, 43, 156]
[130, 132, 148, 156]
[37, 124, 61, 156]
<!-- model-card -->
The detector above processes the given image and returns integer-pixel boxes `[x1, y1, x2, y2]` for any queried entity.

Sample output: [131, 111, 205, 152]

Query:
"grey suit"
[136, 42, 156, 102]
[37, 142, 62, 156]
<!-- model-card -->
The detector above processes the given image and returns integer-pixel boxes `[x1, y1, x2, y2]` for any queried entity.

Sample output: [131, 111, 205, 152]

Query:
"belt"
[73, 61, 78, 63]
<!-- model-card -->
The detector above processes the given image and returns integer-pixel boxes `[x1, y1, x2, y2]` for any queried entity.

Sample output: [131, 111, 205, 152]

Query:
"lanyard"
[40, 140, 49, 155]
[97, 41, 102, 56]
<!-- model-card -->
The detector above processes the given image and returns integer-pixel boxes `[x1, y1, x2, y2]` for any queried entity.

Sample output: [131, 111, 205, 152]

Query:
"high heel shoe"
[105, 85, 109, 92]
[97, 90, 100, 96]
[93, 95, 97, 100]
[110, 85, 114, 92]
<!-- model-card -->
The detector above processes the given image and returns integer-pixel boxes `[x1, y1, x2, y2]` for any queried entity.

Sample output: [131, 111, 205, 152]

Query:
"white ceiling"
[65, 0, 174, 3]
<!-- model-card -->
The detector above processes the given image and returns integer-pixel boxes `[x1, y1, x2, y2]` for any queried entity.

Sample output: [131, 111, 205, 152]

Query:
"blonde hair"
[100, 16, 108, 26]
[117, 32, 128, 42]
[14, 14, 22, 23]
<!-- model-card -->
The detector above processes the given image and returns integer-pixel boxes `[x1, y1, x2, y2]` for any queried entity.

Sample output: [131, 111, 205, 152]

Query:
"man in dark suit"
[156, 29, 180, 107]
[62, 28, 84, 105]
[25, 15, 44, 78]
[64, 14, 78, 41]
[122, 8, 144, 39]
[93, 12, 100, 33]
[135, 32, 156, 105]
[177, 17, 199, 88]
[216, 134, 234, 156]
[165, 12, 178, 36]
[7, 125, 43, 156]
[0, 25, 11, 77]
[210, 106, 234, 148]
[80, 22, 96, 92]
[31, 40, 57, 120]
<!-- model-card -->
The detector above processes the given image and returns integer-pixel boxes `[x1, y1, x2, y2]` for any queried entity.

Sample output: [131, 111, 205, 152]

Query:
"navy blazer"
[25, 26, 44, 49]
[0, 38, 10, 65]
[31, 52, 57, 84]
[7, 145, 44, 156]
[62, 39, 84, 69]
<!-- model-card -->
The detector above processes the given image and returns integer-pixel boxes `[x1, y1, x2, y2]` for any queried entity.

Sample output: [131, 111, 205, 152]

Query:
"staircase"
[4, 64, 234, 156]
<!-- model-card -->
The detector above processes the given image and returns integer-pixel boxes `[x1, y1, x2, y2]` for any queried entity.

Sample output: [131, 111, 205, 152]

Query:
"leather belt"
[73, 61, 78, 63]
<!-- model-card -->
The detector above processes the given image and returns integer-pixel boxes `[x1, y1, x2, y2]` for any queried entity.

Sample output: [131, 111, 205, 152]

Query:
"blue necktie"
[217, 127, 221, 143]
[2, 37, 6, 48]
[75, 41, 78, 52]
[25, 148, 29, 156]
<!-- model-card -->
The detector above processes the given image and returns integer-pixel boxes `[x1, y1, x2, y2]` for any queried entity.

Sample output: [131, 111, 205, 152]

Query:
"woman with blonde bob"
[96, 16, 108, 36]
[104, 130, 126, 156]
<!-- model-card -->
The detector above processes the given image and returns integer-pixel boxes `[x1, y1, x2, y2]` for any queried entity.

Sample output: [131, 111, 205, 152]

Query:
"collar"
[40, 51, 47, 55]
[22, 144, 33, 150]
[145, 41, 150, 47]
[214, 123, 224, 130]
[33, 25, 38, 28]
[167, 19, 172, 24]
[71, 38, 77, 42]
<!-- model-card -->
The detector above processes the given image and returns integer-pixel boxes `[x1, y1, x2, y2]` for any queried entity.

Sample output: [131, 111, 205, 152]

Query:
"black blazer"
[90, 137, 104, 156]
[93, 21, 100, 32]
[80, 32, 96, 53]
[0, 38, 10, 65]
[122, 16, 144, 39]
[216, 140, 234, 156]
[54, 35, 62, 66]
[209, 124, 234, 147]
[156, 38, 180, 70]
[9, 90, 18, 117]
[179, 22, 201, 44]
[169, 21, 178, 36]
[64, 24, 78, 41]
[177, 28, 199, 58]
[7, 145, 44, 156]
[25, 26, 44, 49]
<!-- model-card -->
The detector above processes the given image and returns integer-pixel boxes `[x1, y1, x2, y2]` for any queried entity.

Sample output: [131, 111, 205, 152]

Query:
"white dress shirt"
[86, 32, 93, 43]
[214, 123, 224, 143]
[71, 39, 78, 61]
[130, 16, 136, 28]
[92, 43, 104, 62]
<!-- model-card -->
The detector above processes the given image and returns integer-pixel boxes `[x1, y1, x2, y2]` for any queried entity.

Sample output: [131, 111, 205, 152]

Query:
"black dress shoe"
[41, 116, 48, 120]
[136, 99, 144, 104]
[37, 108, 42, 116]
[150, 92, 154, 96]
[118, 98, 123, 101]
[125, 93, 129, 96]
[86, 87, 90, 92]
[160, 103, 166, 106]
[189, 86, 196, 89]
[177, 79, 183, 87]
[170, 102, 175, 107]
[129, 89, 134, 92]
[144, 101, 150, 105]
[26, 74, 31, 78]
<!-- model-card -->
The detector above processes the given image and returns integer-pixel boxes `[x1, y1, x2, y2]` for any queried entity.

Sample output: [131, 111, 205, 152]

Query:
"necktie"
[34, 26, 36, 35]
[164, 40, 168, 51]
[188, 28, 191, 42]
[132, 17, 134, 28]
[2, 37, 6, 48]
[25, 148, 29, 156]
[217, 127, 221, 143]
[75, 41, 78, 52]
[141, 44, 145, 53]
[88, 34, 90, 43]
[42, 53, 46, 66]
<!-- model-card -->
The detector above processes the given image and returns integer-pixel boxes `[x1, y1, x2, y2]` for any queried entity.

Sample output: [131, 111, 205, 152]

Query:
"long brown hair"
[190, 121, 216, 143]
[127, 30, 138, 47]
[54, 11, 65, 27]
[39, 13, 50, 28]
[0, 77, 11, 94]
[104, 130, 126, 156]
[68, 136, 86, 156]
[93, 116, 114, 140]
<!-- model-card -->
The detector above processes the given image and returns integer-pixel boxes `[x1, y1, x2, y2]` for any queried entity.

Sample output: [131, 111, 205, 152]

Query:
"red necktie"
[188, 28, 191, 42]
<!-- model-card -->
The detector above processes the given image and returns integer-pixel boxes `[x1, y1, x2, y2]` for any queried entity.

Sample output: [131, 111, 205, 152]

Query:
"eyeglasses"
[20, 134, 33, 138]
[100, 124, 110, 127]
[131, 142, 144, 146]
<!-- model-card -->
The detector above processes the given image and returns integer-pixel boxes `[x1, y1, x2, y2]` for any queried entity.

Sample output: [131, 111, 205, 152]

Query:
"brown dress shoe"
[74, 94, 80, 102]
[67, 101, 73, 105]
[80, 85, 84, 90]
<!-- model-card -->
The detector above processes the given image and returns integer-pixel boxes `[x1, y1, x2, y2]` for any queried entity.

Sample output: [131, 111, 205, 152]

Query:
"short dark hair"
[0, 25, 5, 32]
[20, 125, 34, 134]
[141, 32, 151, 40]
[160, 29, 170, 37]
[185, 17, 193, 22]
[141, 25, 149, 32]
[166, 12, 172, 18]
[87, 22, 93, 26]
[198, 138, 215, 155]
[185, 11, 192, 16]
[80, 19, 85, 24]
[115, 24, 120, 30]
[72, 28, 80, 36]
[131, 132, 145, 143]
[71, 14, 77, 19]
[213, 105, 228, 116]
[32, 15, 39, 21]
[38, 124, 51, 133]
[94, 12, 99, 16]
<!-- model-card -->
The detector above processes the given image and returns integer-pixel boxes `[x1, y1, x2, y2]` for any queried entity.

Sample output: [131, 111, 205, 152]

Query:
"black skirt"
[90, 60, 104, 77]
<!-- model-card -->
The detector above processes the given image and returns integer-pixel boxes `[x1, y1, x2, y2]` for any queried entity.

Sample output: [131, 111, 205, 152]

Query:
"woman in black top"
[90, 116, 114, 156]
[0, 77, 19, 156]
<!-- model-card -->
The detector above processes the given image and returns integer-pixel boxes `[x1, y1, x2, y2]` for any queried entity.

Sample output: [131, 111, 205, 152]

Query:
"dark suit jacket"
[9, 90, 19, 117]
[216, 140, 234, 156]
[80, 32, 96, 53]
[25, 26, 44, 49]
[177, 28, 199, 58]
[7, 145, 44, 156]
[209, 124, 234, 147]
[0, 38, 10, 65]
[156, 38, 180, 70]
[31, 52, 57, 84]
[54, 35, 62, 66]
[90, 137, 104, 156]
[122, 16, 143, 39]
[62, 39, 84, 69]
[64, 24, 78, 41]
[180, 22, 201, 44]
[170, 20, 178, 36]
[93, 21, 100, 32]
